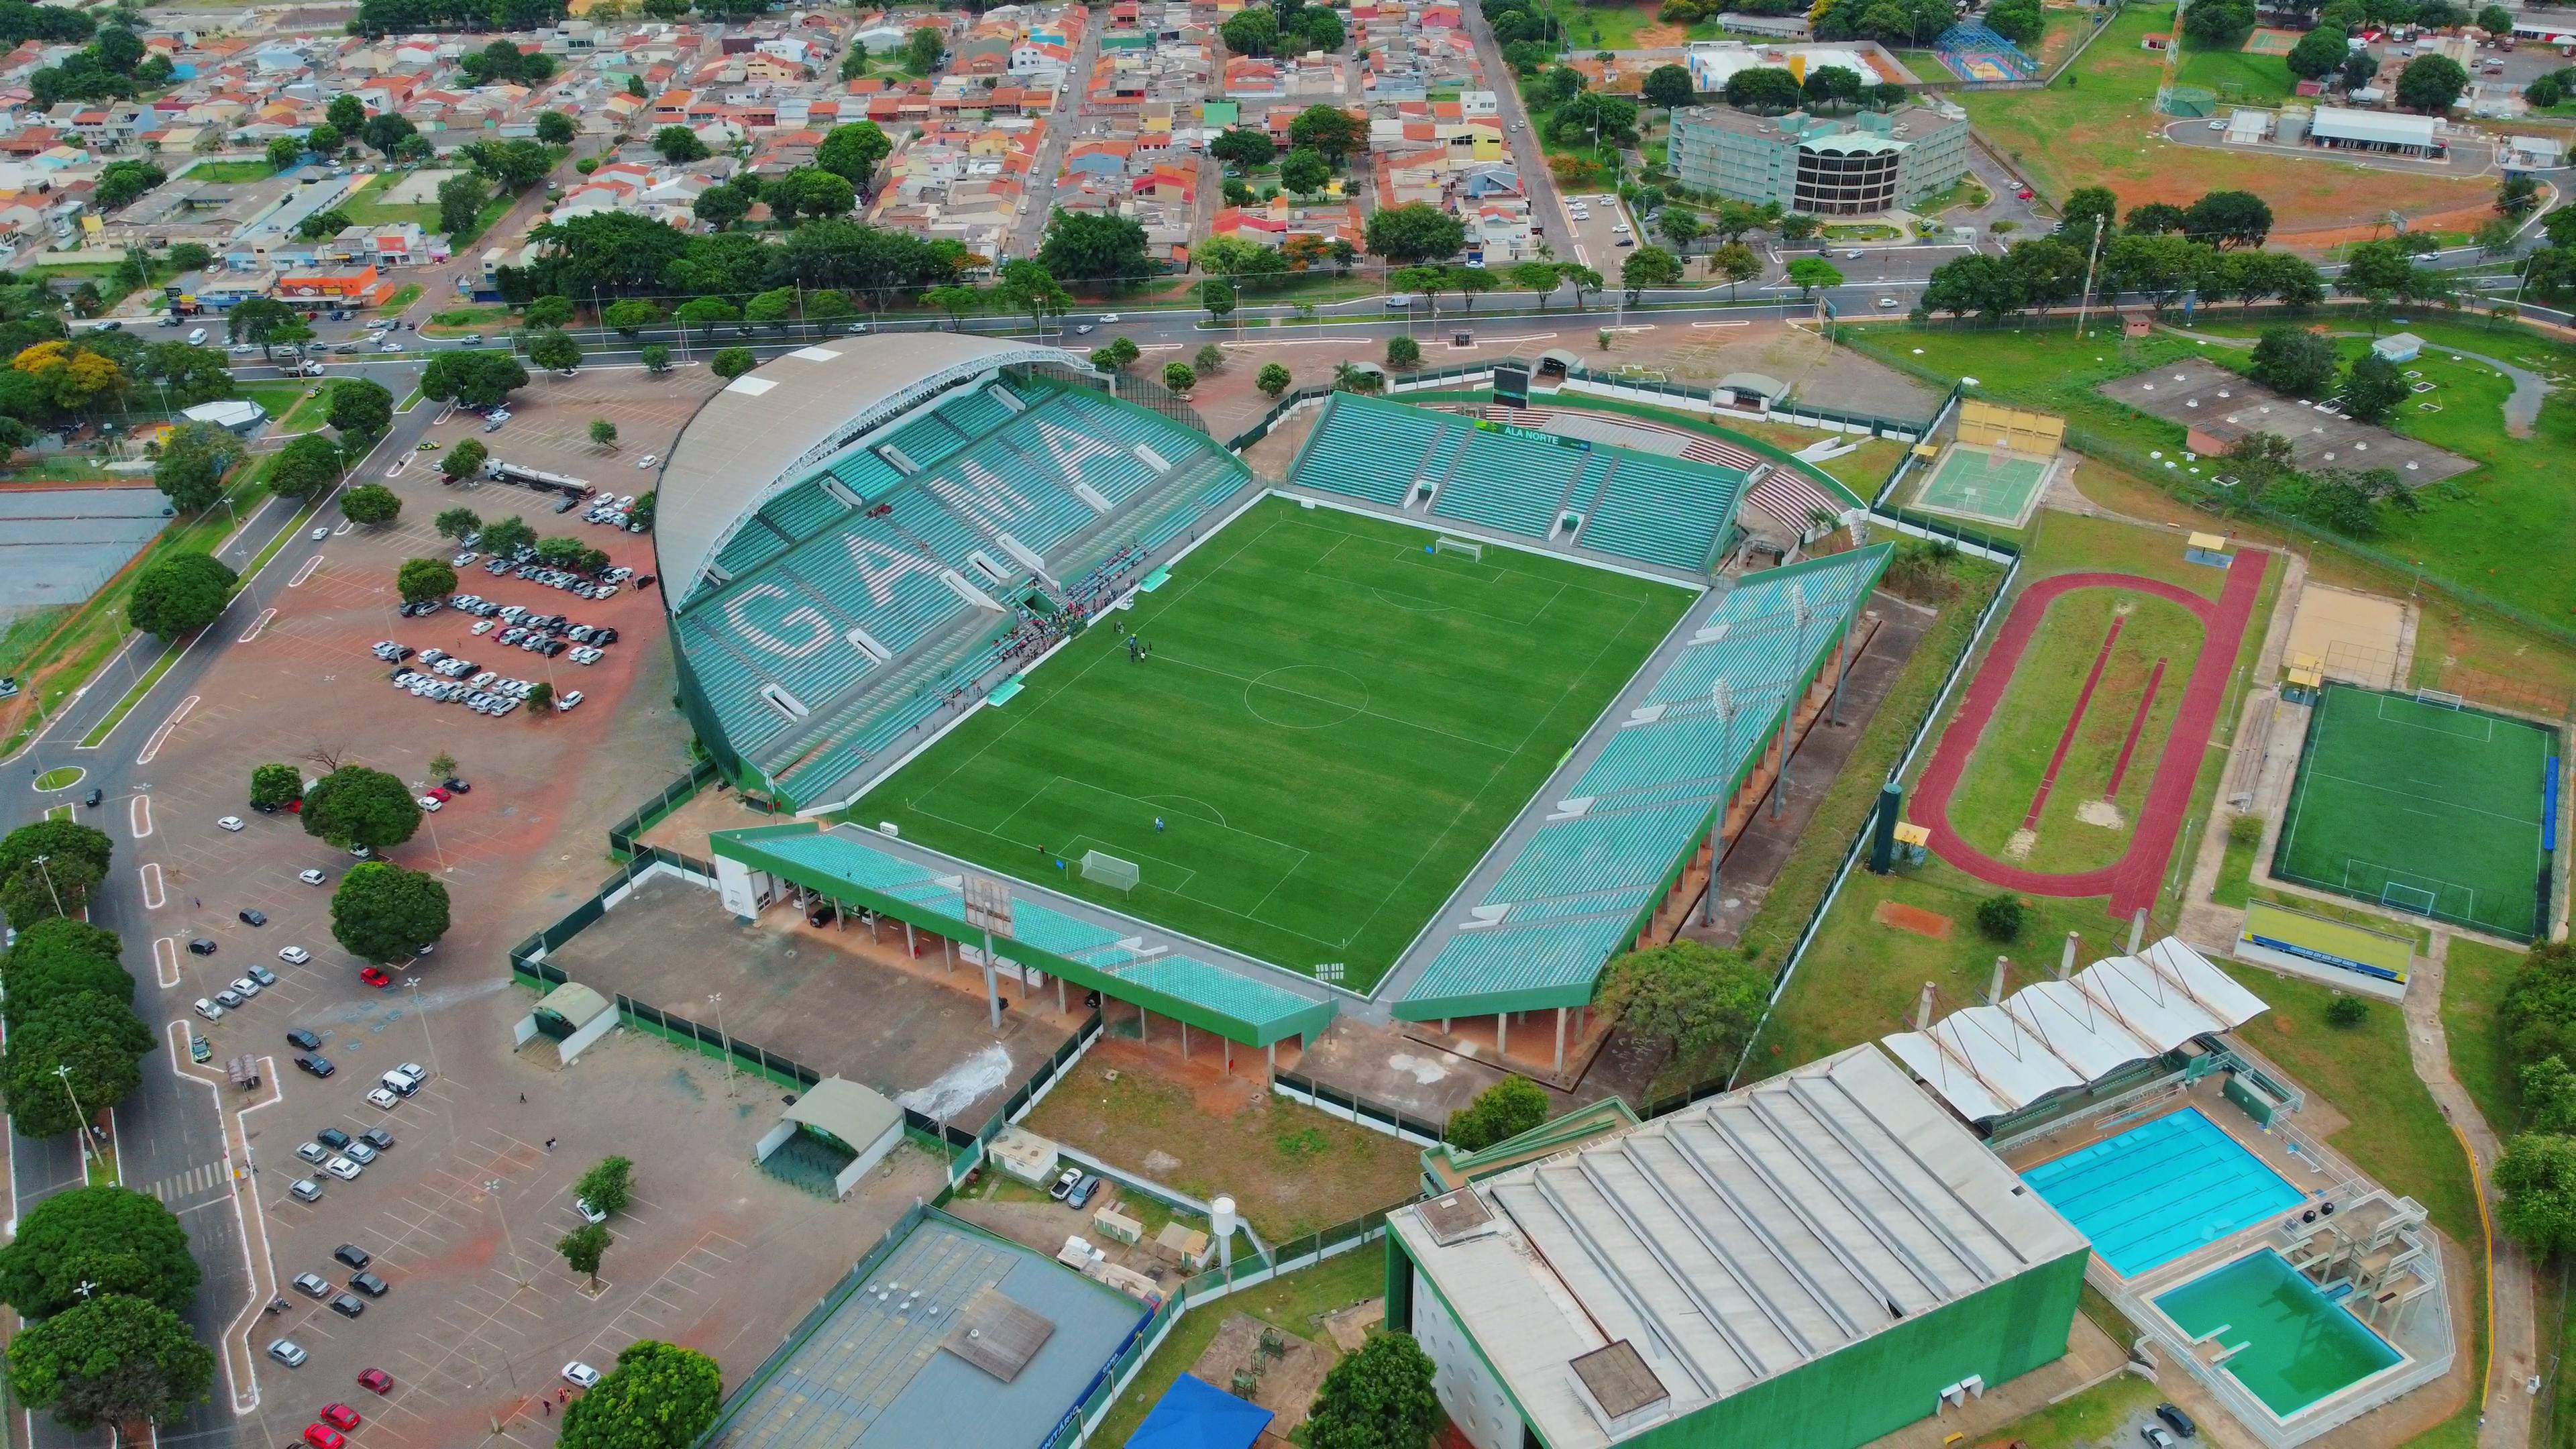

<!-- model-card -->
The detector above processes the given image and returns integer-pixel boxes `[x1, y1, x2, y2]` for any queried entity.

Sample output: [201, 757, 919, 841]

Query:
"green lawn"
[2224, 963, 2478, 1243]
[185, 160, 275, 184]
[2440, 937, 2524, 1136]
[1945, 588, 2205, 873]
[1560, 0, 1670, 50]
[852, 498, 1693, 987]
[238, 381, 329, 433]
[376, 284, 423, 315]
[338, 176, 434, 228]
[1089, 1246, 1383, 1447]
[2174, 44, 2294, 104]
[1977, 1371, 2163, 1447]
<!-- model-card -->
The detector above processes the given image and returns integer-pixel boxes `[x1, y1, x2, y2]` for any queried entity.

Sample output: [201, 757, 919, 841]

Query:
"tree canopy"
[1598, 941, 1768, 1070]
[558, 1340, 722, 1449]
[126, 553, 235, 641]
[1038, 209, 1150, 282]
[330, 861, 451, 964]
[0, 1186, 199, 1319]
[327, 377, 394, 441]
[421, 350, 531, 409]
[2249, 325, 2340, 397]
[1, 991, 147, 1137]
[1306, 1332, 1439, 1449]
[1364, 203, 1466, 264]
[7, 1293, 215, 1431]
[2396, 53, 2468, 113]
[301, 767, 421, 853]
[1444, 1076, 1551, 1152]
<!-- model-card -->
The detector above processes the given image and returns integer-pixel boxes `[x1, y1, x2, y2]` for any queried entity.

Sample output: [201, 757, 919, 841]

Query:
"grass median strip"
[78, 637, 186, 749]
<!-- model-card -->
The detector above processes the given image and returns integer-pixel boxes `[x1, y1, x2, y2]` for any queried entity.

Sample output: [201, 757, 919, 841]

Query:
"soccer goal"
[1433, 536, 1484, 562]
[1081, 850, 1140, 893]
[2415, 688, 2465, 710]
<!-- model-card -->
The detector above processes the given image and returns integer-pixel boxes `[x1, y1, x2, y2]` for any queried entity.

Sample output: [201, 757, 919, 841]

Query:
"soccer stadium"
[660, 337, 1888, 1059]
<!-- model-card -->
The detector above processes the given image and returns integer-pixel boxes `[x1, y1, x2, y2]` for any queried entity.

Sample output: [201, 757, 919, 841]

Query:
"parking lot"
[64, 361, 975, 1445]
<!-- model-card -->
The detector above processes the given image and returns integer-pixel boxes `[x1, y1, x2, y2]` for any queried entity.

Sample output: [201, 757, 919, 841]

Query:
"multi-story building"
[1666, 102, 1969, 216]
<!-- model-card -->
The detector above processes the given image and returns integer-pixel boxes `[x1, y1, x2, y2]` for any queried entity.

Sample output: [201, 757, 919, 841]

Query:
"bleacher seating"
[1291, 395, 1454, 506]
[1574, 451, 1741, 571]
[1289, 393, 1752, 573]
[935, 384, 1015, 439]
[757, 478, 851, 543]
[1487, 798, 1718, 902]
[883, 413, 971, 472]
[681, 370, 1256, 807]
[1430, 433, 1587, 537]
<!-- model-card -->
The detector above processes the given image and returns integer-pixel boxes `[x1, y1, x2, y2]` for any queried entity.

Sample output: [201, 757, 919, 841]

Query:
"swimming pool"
[2155, 1249, 2402, 1417]
[2020, 1108, 2306, 1277]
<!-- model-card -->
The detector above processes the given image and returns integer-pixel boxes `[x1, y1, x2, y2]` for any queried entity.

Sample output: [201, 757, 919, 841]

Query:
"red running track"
[1912, 554, 2270, 916]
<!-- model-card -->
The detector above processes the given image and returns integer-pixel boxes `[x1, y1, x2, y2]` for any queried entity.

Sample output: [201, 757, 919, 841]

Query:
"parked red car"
[359, 967, 394, 989]
[356, 1367, 394, 1395]
[426, 786, 452, 803]
[320, 1403, 362, 1430]
[302, 1426, 345, 1449]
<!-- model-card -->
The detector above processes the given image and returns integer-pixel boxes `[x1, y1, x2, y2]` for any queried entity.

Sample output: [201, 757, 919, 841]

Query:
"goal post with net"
[1081, 851, 1140, 892]
[1433, 536, 1483, 561]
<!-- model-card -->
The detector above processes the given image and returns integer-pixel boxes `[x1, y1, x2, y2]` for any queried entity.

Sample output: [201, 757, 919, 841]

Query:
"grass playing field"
[851, 498, 1694, 989]
[2274, 684, 2558, 940]
[1945, 587, 2204, 874]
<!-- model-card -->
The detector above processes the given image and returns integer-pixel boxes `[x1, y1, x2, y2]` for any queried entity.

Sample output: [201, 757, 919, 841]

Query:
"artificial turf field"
[2273, 684, 2558, 941]
[851, 498, 1695, 989]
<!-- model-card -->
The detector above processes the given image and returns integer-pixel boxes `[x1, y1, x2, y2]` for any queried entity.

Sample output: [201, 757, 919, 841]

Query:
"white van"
[186, 327, 207, 345]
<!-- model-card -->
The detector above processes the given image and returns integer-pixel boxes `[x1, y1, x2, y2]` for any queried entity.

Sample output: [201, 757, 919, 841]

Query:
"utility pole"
[2074, 212, 2109, 340]
[54, 1064, 93, 1174]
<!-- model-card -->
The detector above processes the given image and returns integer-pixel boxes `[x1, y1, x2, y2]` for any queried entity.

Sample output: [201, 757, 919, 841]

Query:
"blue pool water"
[2021, 1108, 2306, 1277]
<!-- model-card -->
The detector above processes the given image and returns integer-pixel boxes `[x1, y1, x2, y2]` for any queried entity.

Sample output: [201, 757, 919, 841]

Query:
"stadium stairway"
[1430, 435, 1587, 538]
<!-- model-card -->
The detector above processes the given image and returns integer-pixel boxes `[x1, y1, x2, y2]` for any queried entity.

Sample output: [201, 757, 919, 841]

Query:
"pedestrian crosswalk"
[144, 1160, 230, 1204]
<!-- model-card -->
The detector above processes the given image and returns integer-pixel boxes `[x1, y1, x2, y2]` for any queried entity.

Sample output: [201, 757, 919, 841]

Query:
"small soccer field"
[851, 498, 1695, 989]
[2272, 684, 2560, 940]
[1913, 443, 2050, 528]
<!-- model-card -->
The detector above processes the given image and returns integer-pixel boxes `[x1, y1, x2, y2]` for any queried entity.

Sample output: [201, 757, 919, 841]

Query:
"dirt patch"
[1631, 21, 1688, 45]
[1192, 1313, 1338, 1438]
[2004, 826, 2039, 859]
[1319, 1299, 1383, 1352]
[2076, 798, 2128, 830]
[1873, 900, 1955, 938]
[1023, 1038, 1421, 1240]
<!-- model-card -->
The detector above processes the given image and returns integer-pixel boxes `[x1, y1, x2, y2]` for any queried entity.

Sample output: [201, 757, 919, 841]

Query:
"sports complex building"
[655, 333, 1889, 1078]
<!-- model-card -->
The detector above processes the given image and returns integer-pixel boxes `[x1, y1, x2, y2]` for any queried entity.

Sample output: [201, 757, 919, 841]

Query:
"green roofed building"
[1385, 1045, 2089, 1449]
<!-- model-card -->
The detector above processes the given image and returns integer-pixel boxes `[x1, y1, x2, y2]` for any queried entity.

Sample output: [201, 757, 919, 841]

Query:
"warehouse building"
[1666, 103, 1971, 215]
[2306, 106, 2445, 158]
[1382, 1045, 2089, 1449]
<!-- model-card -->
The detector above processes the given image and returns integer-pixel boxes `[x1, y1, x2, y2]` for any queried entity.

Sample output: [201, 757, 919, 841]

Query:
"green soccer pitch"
[849, 498, 1696, 989]
[2272, 684, 2559, 941]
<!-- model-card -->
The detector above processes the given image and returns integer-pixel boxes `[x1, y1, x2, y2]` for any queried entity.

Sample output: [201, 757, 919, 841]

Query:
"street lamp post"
[53, 1064, 94, 1173]
[484, 1177, 529, 1288]
[708, 991, 733, 1092]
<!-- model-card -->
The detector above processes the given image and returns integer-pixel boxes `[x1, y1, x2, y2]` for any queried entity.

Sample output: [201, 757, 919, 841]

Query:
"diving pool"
[2154, 1249, 2402, 1418]
[2020, 1108, 2305, 1277]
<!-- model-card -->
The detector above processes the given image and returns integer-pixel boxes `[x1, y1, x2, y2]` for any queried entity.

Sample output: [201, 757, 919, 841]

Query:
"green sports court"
[2271, 684, 2560, 941]
[1911, 442, 2052, 528]
[849, 498, 1693, 989]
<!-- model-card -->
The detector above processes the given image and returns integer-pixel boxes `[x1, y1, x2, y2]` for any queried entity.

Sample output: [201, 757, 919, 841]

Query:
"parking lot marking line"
[236, 607, 276, 643]
[129, 791, 150, 839]
[288, 555, 323, 588]
[134, 693, 198, 765]
[157, 1022, 282, 1417]
[139, 862, 165, 910]
[154, 936, 180, 988]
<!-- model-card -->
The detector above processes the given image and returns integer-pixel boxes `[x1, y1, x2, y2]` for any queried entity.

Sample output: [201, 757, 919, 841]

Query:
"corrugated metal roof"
[2310, 105, 2440, 146]
[1389, 1046, 2090, 1449]
[1104, 954, 1324, 1032]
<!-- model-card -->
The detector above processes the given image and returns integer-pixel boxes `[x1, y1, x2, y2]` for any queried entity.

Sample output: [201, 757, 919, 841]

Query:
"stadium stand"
[667, 344, 1252, 810]
[1395, 544, 1892, 1020]
[1289, 393, 1751, 572]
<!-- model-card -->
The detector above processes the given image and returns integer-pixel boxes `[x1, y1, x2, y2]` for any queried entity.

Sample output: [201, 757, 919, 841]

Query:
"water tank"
[1212, 1195, 1237, 1268]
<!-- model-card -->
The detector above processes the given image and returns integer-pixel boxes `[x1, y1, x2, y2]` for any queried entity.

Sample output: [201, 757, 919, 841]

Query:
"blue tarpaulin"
[1126, 1372, 1275, 1449]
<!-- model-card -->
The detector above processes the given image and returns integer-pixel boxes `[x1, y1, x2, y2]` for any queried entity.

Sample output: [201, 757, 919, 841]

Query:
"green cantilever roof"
[709, 824, 1335, 1047]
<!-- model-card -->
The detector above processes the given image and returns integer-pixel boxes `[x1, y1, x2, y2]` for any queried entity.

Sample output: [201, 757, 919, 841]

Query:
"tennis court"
[2273, 684, 2560, 940]
[1912, 442, 2051, 527]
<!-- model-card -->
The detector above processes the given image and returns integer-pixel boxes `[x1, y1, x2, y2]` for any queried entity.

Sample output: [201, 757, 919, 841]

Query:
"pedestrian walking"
[519, 1092, 526, 1104]
[545, 1137, 556, 1152]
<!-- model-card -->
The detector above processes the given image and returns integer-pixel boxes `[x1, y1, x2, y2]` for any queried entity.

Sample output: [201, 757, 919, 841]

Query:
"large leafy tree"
[438, 171, 488, 235]
[7, 1293, 215, 1430]
[1038, 209, 1149, 282]
[1, 992, 148, 1136]
[2287, 23, 2350, 79]
[2183, 189, 2273, 248]
[574, 1157, 634, 1216]
[150, 421, 244, 513]
[301, 767, 421, 853]
[1, 918, 131, 1024]
[1619, 244, 1684, 303]
[339, 483, 400, 527]
[2500, 1133, 2576, 1254]
[126, 553, 235, 640]
[421, 350, 531, 409]
[527, 329, 583, 373]
[1921, 252, 2022, 321]
[1597, 940, 1768, 1073]
[557, 1222, 610, 1289]
[2249, 325, 2340, 397]
[1288, 104, 1360, 162]
[395, 557, 456, 604]
[524, 211, 690, 295]
[2395, 53, 2467, 113]
[1364, 203, 1465, 264]
[652, 125, 708, 162]
[559, 1340, 722, 1449]
[2341, 352, 2409, 423]
[250, 762, 304, 811]
[330, 861, 450, 963]
[262, 433, 343, 500]
[1444, 1076, 1550, 1152]
[327, 378, 394, 442]
[1306, 1332, 1439, 1449]
[0, 1186, 196, 1319]
[440, 438, 490, 484]
[815, 121, 891, 186]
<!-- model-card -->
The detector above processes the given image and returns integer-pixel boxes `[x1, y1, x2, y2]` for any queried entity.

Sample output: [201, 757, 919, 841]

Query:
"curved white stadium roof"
[650, 334, 1087, 606]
